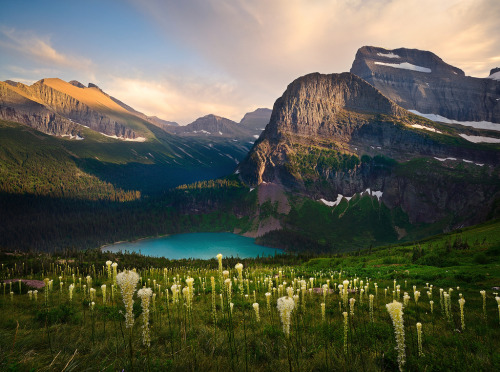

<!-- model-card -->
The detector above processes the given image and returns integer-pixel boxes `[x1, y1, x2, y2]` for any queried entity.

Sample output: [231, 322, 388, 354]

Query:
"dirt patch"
[258, 182, 291, 214]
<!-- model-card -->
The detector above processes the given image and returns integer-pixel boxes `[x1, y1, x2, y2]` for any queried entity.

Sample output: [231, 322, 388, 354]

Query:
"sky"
[1, 0, 499, 125]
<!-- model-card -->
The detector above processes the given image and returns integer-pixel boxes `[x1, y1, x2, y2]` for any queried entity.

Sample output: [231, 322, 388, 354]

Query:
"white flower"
[386, 301, 405, 371]
[116, 270, 140, 328]
[277, 296, 295, 337]
[137, 287, 153, 347]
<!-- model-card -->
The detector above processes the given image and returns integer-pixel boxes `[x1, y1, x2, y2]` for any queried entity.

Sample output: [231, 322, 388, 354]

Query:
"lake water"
[103, 232, 282, 259]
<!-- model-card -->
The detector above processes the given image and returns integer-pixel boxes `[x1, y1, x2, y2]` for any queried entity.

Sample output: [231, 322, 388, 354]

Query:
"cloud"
[105, 74, 255, 125]
[0, 27, 92, 70]
[134, 0, 500, 88]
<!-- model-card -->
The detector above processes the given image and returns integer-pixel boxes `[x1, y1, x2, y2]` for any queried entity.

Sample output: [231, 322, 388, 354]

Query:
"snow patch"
[219, 131, 223, 135]
[253, 135, 259, 139]
[249, 188, 255, 192]
[372, 191, 383, 201]
[320, 195, 343, 207]
[459, 134, 500, 143]
[374, 61, 431, 73]
[101, 134, 146, 142]
[234, 169, 240, 174]
[488, 71, 500, 80]
[409, 110, 500, 131]
[192, 130, 211, 135]
[377, 52, 400, 59]
[434, 157, 457, 162]
[61, 134, 84, 140]
[410, 124, 442, 133]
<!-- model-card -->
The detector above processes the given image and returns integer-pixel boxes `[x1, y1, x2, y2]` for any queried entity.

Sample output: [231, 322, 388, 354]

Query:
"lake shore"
[100, 233, 170, 251]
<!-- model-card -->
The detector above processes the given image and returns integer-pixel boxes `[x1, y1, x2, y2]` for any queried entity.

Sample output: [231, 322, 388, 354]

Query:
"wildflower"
[28, 290, 33, 300]
[90, 301, 95, 311]
[33, 290, 38, 302]
[211, 277, 217, 323]
[369, 294, 374, 322]
[225, 278, 232, 305]
[403, 293, 410, 307]
[416, 322, 423, 356]
[223, 270, 229, 278]
[69, 284, 74, 301]
[106, 261, 112, 279]
[235, 263, 244, 293]
[10, 291, 13, 301]
[459, 298, 465, 330]
[253, 303, 260, 322]
[101, 284, 106, 304]
[321, 302, 326, 322]
[111, 262, 118, 285]
[265, 292, 271, 312]
[480, 290, 486, 318]
[137, 288, 153, 347]
[116, 270, 140, 328]
[293, 294, 299, 307]
[217, 253, 223, 274]
[322, 284, 329, 303]
[89, 287, 96, 302]
[277, 296, 295, 337]
[185, 277, 194, 311]
[171, 284, 179, 303]
[429, 300, 434, 314]
[443, 292, 451, 322]
[414, 291, 420, 304]
[496, 296, 500, 324]
[343, 312, 348, 354]
[349, 297, 356, 317]
[386, 300, 406, 371]
[230, 302, 234, 315]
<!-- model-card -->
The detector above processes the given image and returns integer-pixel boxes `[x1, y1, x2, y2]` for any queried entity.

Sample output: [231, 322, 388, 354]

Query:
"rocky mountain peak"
[351, 46, 500, 123]
[265, 72, 405, 139]
[352, 46, 464, 78]
[490, 67, 500, 76]
[69, 80, 85, 88]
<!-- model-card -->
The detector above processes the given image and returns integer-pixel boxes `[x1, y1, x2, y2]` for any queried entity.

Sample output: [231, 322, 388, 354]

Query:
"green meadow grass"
[0, 220, 499, 371]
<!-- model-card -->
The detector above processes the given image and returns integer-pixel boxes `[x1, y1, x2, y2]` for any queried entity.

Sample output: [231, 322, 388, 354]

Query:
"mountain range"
[0, 46, 498, 252]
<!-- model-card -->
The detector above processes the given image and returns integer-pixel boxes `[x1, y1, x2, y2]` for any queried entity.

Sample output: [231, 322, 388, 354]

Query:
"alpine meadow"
[0, 1, 499, 371]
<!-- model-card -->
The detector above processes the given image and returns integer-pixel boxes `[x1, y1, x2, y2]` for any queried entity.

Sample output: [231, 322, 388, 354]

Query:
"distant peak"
[88, 83, 100, 89]
[69, 80, 85, 88]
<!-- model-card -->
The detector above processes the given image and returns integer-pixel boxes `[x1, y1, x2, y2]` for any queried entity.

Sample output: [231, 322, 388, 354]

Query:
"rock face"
[350, 46, 500, 123]
[0, 82, 81, 137]
[238, 72, 499, 226]
[239, 108, 272, 133]
[0, 78, 179, 139]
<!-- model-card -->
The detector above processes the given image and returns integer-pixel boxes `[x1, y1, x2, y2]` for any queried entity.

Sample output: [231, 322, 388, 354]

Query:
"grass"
[0, 220, 499, 371]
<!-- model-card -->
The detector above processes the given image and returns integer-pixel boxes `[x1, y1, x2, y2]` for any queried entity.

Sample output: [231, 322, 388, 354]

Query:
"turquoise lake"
[103, 232, 282, 259]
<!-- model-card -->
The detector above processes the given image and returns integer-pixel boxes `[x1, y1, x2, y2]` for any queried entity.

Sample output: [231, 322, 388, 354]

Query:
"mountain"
[237, 72, 499, 243]
[171, 114, 254, 139]
[0, 78, 178, 140]
[239, 108, 272, 133]
[350, 46, 500, 124]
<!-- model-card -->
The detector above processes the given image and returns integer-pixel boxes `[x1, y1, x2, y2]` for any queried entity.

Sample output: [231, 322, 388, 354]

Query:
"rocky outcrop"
[239, 108, 272, 132]
[350, 46, 500, 123]
[0, 82, 81, 136]
[0, 79, 139, 139]
[238, 72, 499, 227]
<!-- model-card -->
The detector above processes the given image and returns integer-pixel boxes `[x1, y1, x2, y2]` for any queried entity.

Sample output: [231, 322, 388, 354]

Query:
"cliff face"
[0, 82, 81, 137]
[238, 72, 499, 227]
[350, 46, 500, 123]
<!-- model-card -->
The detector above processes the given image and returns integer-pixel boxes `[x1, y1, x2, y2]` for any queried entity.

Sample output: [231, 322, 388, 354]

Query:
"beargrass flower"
[480, 290, 486, 318]
[112, 263, 118, 285]
[253, 302, 260, 322]
[33, 290, 38, 302]
[277, 296, 295, 337]
[386, 300, 406, 371]
[101, 284, 106, 304]
[416, 322, 423, 356]
[369, 294, 374, 322]
[349, 297, 356, 317]
[265, 292, 271, 312]
[430, 300, 434, 314]
[321, 302, 326, 322]
[137, 287, 152, 347]
[106, 261, 112, 279]
[117, 270, 140, 328]
[69, 284, 74, 301]
[459, 298, 465, 330]
[343, 312, 348, 354]
[28, 290, 33, 300]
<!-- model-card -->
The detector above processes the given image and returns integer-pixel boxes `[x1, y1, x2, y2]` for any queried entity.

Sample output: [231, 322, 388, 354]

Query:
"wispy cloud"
[0, 28, 92, 70]
[105, 74, 253, 125]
